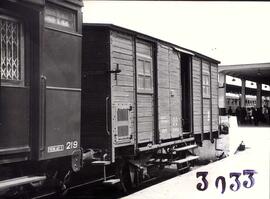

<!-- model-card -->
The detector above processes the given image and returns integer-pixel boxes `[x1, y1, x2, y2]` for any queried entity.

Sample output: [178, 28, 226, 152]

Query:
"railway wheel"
[117, 160, 142, 193]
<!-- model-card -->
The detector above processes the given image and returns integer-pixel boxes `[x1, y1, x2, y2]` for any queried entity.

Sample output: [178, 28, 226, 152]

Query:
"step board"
[102, 179, 120, 185]
[172, 155, 199, 165]
[174, 144, 197, 152]
[91, 160, 111, 166]
[177, 166, 190, 172]
[0, 176, 46, 191]
[138, 137, 195, 152]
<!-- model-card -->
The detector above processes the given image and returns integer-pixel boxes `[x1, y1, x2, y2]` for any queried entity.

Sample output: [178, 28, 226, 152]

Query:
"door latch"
[109, 64, 121, 80]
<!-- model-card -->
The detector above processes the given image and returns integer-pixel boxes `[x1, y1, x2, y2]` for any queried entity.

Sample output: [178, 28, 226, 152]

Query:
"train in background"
[0, 0, 220, 198]
[225, 93, 270, 114]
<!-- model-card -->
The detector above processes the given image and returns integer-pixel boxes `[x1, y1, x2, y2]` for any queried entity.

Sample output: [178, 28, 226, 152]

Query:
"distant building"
[218, 63, 270, 114]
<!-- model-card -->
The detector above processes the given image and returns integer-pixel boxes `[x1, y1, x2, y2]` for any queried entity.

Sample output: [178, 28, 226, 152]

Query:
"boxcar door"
[157, 45, 182, 141]
[0, 13, 30, 163]
[157, 44, 171, 140]
[202, 61, 211, 134]
[136, 40, 155, 144]
[168, 50, 182, 139]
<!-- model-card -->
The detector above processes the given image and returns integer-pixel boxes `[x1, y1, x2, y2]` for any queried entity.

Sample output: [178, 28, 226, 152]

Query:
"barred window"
[137, 56, 153, 93]
[0, 16, 24, 85]
[202, 74, 210, 98]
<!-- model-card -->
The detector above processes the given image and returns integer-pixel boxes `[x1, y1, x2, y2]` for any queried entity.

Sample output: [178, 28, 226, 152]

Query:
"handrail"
[105, 97, 110, 136]
[40, 75, 47, 151]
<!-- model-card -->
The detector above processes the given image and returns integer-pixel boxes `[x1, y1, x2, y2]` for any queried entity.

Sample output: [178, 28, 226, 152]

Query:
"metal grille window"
[0, 16, 23, 85]
[202, 74, 210, 98]
[137, 57, 153, 93]
[117, 109, 129, 138]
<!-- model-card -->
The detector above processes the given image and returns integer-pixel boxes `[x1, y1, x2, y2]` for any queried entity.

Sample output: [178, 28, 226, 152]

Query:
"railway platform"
[122, 116, 270, 199]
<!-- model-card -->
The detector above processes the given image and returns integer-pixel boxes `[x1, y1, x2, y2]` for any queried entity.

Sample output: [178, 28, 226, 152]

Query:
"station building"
[219, 62, 270, 115]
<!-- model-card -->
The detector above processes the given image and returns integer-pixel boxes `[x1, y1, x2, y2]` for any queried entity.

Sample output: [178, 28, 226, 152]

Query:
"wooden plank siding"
[137, 94, 154, 143]
[192, 57, 202, 134]
[193, 55, 219, 139]
[157, 44, 182, 141]
[110, 31, 135, 146]
[157, 44, 170, 140]
[136, 40, 155, 144]
[202, 61, 211, 134]
[211, 64, 219, 132]
[168, 49, 182, 139]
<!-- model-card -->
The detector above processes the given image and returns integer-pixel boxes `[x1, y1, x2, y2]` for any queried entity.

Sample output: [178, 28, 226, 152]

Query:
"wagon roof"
[83, 23, 220, 65]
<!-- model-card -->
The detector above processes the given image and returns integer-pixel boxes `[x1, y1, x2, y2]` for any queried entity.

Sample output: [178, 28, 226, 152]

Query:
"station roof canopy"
[226, 84, 270, 97]
[219, 63, 270, 85]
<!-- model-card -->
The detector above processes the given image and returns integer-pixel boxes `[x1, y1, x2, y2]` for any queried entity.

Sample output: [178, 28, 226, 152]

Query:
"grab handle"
[40, 75, 47, 151]
[105, 97, 110, 135]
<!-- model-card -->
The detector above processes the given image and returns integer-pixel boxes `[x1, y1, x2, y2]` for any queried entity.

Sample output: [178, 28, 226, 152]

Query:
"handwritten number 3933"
[196, 170, 256, 194]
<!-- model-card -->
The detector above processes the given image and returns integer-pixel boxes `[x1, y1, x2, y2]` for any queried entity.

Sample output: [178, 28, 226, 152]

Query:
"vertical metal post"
[133, 36, 138, 151]
[241, 79, 246, 107]
[200, 59, 204, 142]
[153, 42, 159, 143]
[189, 56, 194, 135]
[103, 165, 107, 181]
[209, 63, 213, 142]
[256, 83, 262, 108]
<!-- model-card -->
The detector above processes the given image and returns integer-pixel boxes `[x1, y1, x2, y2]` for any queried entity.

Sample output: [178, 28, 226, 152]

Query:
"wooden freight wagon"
[81, 24, 220, 187]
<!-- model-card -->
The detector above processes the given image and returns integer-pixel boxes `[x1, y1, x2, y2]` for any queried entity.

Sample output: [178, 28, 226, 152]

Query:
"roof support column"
[256, 83, 262, 108]
[218, 73, 226, 109]
[241, 79, 246, 107]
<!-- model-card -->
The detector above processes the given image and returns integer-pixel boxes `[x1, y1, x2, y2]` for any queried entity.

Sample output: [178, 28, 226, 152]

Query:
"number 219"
[66, 141, 78, 150]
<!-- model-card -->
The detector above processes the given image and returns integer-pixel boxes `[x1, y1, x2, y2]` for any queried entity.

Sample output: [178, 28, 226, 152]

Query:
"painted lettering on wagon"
[48, 145, 64, 153]
[47, 141, 78, 153]
[196, 170, 257, 194]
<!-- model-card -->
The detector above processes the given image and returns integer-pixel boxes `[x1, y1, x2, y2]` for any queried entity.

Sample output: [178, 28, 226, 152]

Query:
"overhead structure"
[219, 62, 270, 86]
[219, 63, 270, 110]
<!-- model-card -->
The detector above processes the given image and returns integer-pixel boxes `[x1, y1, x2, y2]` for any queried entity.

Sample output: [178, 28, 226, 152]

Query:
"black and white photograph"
[0, 1, 269, 199]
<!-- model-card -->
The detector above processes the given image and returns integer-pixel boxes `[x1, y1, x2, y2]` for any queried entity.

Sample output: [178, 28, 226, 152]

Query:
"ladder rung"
[102, 179, 120, 185]
[0, 176, 46, 190]
[91, 161, 111, 166]
[172, 155, 199, 164]
[174, 144, 197, 152]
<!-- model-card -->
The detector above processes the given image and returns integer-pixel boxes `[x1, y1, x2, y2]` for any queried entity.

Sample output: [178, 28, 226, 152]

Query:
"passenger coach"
[0, 0, 83, 197]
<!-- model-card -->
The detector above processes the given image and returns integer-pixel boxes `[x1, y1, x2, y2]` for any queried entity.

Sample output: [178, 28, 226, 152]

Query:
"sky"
[82, 1, 270, 65]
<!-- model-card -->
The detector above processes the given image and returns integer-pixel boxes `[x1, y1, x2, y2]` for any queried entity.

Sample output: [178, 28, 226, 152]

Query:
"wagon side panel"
[202, 61, 211, 134]
[136, 40, 155, 144]
[192, 57, 202, 135]
[168, 49, 182, 139]
[110, 31, 135, 146]
[157, 44, 171, 140]
[211, 64, 219, 132]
